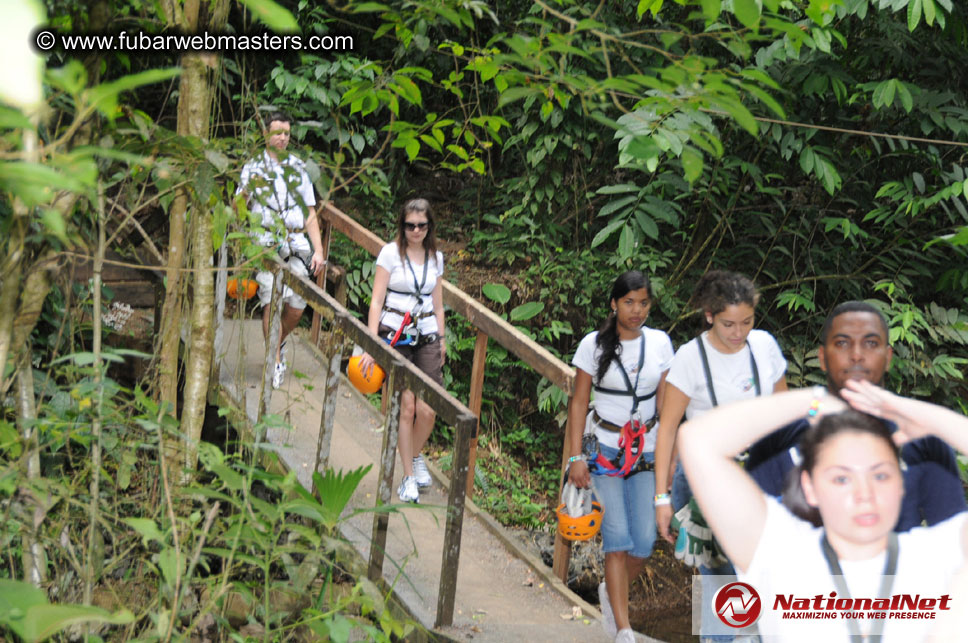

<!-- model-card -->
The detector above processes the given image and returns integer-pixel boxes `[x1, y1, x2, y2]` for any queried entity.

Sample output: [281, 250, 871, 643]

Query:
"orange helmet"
[227, 278, 258, 300]
[347, 355, 385, 394]
[556, 482, 603, 542]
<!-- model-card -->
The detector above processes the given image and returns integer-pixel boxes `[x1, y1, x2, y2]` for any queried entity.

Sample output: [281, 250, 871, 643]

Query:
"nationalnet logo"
[714, 582, 762, 628]
[772, 591, 951, 621]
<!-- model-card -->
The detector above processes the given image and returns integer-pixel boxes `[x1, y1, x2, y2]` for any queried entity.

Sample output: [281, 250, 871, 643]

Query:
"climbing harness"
[587, 330, 657, 478]
[696, 334, 761, 407]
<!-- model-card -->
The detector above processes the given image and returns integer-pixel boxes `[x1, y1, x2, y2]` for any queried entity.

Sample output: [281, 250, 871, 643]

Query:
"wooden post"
[465, 331, 488, 498]
[312, 329, 345, 483]
[435, 415, 474, 628]
[551, 397, 575, 583]
[210, 242, 228, 401]
[368, 369, 401, 582]
[310, 217, 332, 346]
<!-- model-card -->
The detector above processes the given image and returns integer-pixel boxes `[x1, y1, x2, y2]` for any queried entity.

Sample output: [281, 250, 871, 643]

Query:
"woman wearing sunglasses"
[358, 198, 446, 503]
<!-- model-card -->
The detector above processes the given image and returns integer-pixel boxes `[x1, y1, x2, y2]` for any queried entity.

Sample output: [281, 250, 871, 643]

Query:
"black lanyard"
[696, 334, 761, 407]
[820, 532, 898, 641]
[404, 249, 429, 305]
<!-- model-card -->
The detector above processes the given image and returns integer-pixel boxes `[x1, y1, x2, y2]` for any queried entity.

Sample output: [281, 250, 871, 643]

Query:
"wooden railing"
[305, 202, 582, 601]
[252, 256, 479, 628]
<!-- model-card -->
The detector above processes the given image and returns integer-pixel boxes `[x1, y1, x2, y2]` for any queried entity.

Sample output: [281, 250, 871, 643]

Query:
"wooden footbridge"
[210, 204, 662, 641]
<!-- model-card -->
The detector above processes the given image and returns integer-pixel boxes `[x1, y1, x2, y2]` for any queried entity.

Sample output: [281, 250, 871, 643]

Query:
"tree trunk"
[157, 0, 228, 477]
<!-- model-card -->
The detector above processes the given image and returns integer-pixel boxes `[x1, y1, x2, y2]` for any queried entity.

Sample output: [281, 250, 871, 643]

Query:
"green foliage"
[0, 580, 134, 643]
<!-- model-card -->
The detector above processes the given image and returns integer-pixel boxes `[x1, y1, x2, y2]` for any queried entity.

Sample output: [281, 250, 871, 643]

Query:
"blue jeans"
[592, 447, 656, 558]
[672, 463, 738, 641]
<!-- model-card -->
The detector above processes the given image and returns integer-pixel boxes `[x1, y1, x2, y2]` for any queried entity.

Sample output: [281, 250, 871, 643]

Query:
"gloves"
[560, 481, 594, 517]
[671, 497, 728, 569]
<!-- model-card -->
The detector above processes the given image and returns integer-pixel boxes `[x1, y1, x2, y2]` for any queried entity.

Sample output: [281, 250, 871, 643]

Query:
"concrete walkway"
[217, 319, 661, 642]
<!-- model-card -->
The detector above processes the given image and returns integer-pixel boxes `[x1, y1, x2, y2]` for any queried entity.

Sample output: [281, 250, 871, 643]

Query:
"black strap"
[696, 334, 761, 408]
[592, 331, 655, 421]
[404, 248, 430, 304]
[820, 532, 898, 641]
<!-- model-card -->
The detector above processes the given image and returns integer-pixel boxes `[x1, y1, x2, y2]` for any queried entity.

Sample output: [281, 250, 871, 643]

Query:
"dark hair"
[594, 271, 653, 384]
[820, 301, 889, 345]
[690, 270, 759, 327]
[395, 198, 438, 261]
[781, 410, 899, 526]
[265, 111, 292, 127]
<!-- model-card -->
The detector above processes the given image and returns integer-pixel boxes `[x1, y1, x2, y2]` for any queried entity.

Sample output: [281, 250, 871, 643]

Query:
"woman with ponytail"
[565, 271, 674, 643]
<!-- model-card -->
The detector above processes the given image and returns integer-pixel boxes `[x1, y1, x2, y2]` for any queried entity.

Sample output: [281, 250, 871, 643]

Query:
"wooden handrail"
[315, 201, 580, 589]
[279, 261, 477, 628]
[318, 202, 576, 395]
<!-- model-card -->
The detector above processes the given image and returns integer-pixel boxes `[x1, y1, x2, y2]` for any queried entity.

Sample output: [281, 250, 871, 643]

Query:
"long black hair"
[781, 410, 899, 526]
[691, 270, 759, 327]
[595, 271, 652, 384]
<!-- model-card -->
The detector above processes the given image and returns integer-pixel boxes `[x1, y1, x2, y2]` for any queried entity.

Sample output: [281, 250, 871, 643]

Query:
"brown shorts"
[378, 324, 444, 385]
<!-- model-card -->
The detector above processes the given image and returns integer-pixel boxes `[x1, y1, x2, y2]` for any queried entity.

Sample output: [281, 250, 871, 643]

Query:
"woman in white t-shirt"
[358, 199, 446, 504]
[566, 271, 675, 643]
[653, 270, 787, 640]
[678, 382, 968, 642]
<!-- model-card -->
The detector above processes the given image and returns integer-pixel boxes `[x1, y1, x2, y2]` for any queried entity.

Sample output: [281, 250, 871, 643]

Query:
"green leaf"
[907, 0, 922, 31]
[238, 0, 298, 30]
[204, 149, 229, 173]
[680, 146, 703, 184]
[350, 2, 390, 12]
[634, 208, 659, 239]
[591, 217, 626, 248]
[482, 283, 511, 305]
[510, 301, 545, 322]
[923, 0, 936, 25]
[700, 0, 722, 23]
[733, 0, 761, 29]
[87, 68, 181, 119]
[123, 518, 165, 546]
[618, 224, 634, 258]
[896, 81, 914, 113]
[496, 86, 542, 109]
[307, 465, 370, 528]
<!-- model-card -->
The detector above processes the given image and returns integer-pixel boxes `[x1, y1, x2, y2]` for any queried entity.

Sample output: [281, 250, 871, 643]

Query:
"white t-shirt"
[739, 496, 967, 642]
[237, 150, 317, 253]
[376, 241, 444, 334]
[572, 327, 674, 450]
[665, 329, 786, 419]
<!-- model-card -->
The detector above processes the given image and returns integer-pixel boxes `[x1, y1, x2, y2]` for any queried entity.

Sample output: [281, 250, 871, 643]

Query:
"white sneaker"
[412, 456, 432, 488]
[271, 362, 286, 389]
[615, 628, 635, 643]
[599, 582, 617, 637]
[397, 475, 419, 503]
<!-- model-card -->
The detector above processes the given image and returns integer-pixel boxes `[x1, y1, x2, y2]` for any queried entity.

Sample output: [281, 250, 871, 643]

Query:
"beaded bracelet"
[567, 455, 583, 464]
[654, 493, 671, 506]
[808, 385, 826, 417]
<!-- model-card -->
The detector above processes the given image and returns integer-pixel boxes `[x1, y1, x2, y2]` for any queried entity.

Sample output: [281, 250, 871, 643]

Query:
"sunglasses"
[404, 222, 429, 231]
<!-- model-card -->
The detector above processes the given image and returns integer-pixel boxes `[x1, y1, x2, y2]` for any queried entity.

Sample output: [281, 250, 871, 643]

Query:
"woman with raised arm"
[565, 271, 674, 643]
[358, 199, 446, 504]
[678, 381, 968, 642]
[653, 270, 787, 640]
